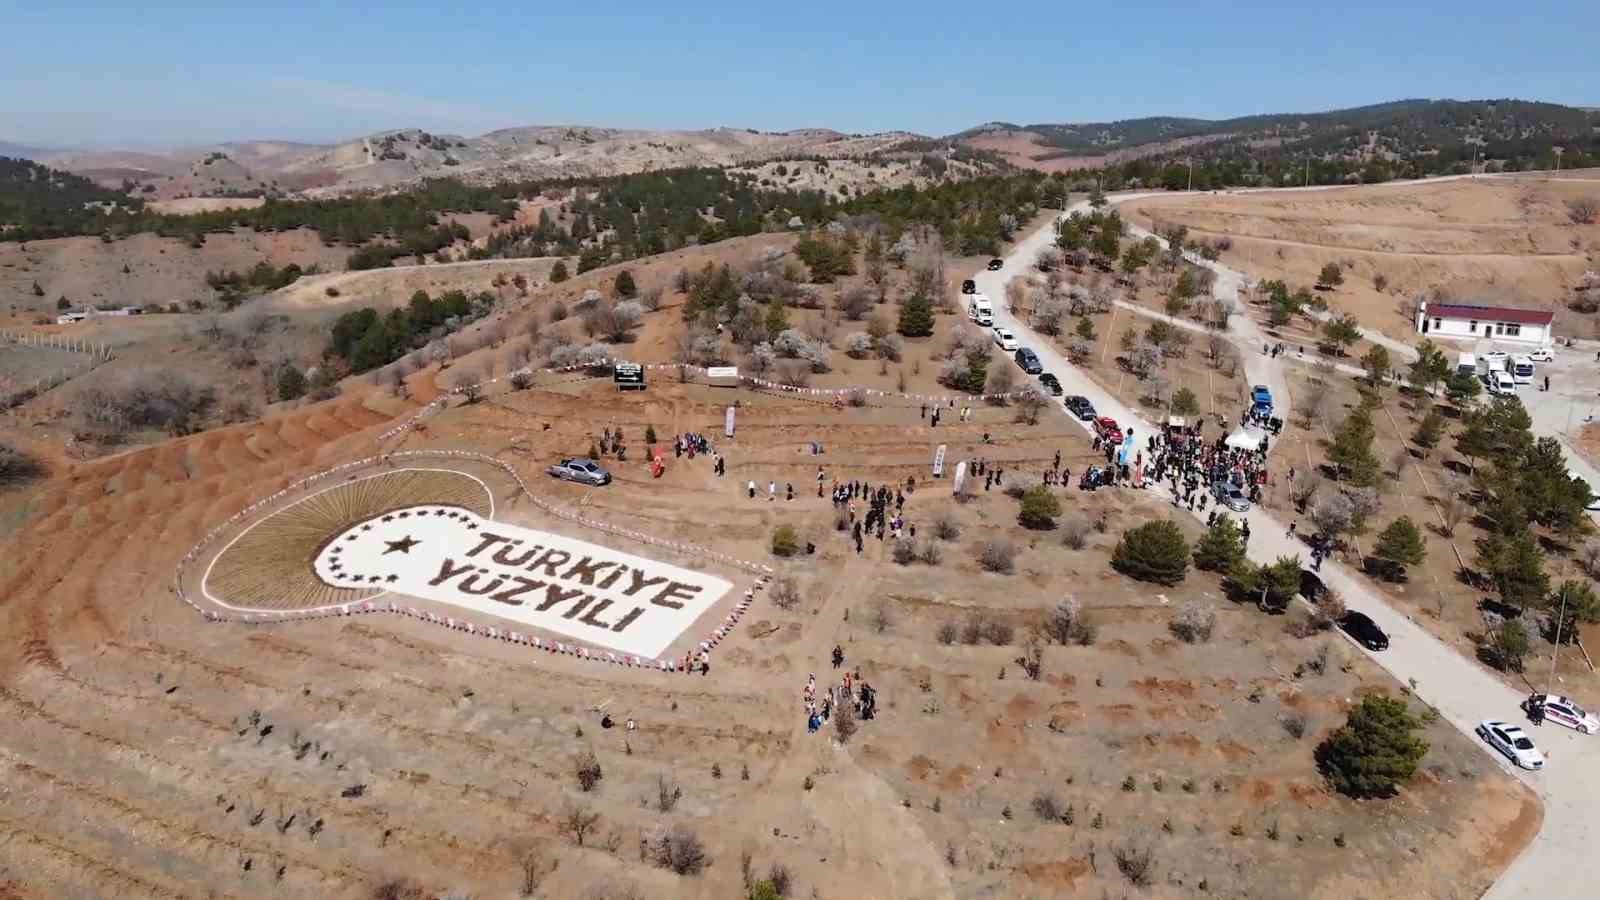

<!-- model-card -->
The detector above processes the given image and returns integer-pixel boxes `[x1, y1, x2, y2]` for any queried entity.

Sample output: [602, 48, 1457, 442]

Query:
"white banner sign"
[932, 443, 946, 477]
[952, 460, 968, 495]
[724, 406, 736, 438]
[313, 506, 730, 658]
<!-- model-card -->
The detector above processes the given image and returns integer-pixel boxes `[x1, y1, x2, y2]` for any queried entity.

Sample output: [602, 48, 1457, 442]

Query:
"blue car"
[1250, 385, 1273, 417]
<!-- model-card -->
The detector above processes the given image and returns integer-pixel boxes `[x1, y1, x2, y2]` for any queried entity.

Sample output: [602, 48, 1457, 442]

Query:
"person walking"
[768, 480, 777, 501]
[747, 480, 756, 499]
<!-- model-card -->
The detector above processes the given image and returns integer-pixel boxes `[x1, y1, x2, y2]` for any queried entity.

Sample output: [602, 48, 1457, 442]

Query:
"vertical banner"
[952, 459, 968, 494]
[932, 443, 947, 477]
[724, 406, 736, 438]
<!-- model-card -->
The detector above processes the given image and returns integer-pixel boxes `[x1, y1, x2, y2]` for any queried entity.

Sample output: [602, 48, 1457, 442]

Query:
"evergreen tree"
[897, 289, 935, 338]
[1018, 485, 1062, 530]
[276, 365, 308, 401]
[1443, 369, 1481, 408]
[1192, 516, 1246, 573]
[1475, 525, 1548, 611]
[1360, 344, 1391, 386]
[1091, 222, 1121, 265]
[1329, 407, 1380, 486]
[764, 300, 790, 341]
[1170, 387, 1200, 416]
[1317, 262, 1345, 288]
[1406, 340, 1449, 396]
[1320, 314, 1362, 355]
[1314, 695, 1429, 798]
[1373, 516, 1427, 573]
[1412, 410, 1444, 453]
[1229, 555, 1302, 610]
[1075, 316, 1096, 341]
[1111, 520, 1190, 585]
[613, 269, 637, 298]
[550, 260, 570, 283]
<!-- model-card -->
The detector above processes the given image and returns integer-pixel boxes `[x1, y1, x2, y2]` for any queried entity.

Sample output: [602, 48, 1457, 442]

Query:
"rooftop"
[1424, 302, 1555, 326]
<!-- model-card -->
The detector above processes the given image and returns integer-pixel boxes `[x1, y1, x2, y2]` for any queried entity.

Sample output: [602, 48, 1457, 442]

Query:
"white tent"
[1225, 428, 1264, 451]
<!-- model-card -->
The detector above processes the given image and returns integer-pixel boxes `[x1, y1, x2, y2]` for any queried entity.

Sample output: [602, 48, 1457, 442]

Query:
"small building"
[1415, 300, 1553, 346]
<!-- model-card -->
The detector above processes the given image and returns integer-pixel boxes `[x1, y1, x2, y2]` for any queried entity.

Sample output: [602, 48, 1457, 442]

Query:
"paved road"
[977, 202, 1600, 900]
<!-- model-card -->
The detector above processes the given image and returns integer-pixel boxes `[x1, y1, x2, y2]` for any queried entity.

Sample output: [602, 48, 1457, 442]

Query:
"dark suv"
[986, 258, 1004, 271]
[961, 279, 976, 294]
[1340, 611, 1390, 651]
[1014, 348, 1043, 374]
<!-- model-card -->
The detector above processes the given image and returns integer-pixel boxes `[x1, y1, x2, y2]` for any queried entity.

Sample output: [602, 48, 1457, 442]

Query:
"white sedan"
[1478, 720, 1545, 770]
[992, 328, 1019, 351]
[1527, 694, 1600, 734]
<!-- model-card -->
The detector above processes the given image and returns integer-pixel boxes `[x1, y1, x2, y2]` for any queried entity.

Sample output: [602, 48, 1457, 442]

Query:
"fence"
[0, 329, 116, 410]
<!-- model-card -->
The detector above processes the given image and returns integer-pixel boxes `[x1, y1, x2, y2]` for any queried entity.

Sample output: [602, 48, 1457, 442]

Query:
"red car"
[1095, 417, 1123, 445]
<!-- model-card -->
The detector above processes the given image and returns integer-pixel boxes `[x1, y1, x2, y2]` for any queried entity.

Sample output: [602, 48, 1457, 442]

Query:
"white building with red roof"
[1415, 300, 1553, 346]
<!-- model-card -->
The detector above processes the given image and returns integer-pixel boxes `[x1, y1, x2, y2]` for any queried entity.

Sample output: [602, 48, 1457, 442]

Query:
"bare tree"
[1438, 479, 1469, 537]
[560, 800, 601, 847]
[1568, 198, 1599, 225]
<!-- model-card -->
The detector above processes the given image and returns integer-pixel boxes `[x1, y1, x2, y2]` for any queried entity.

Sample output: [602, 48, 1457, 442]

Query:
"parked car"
[1064, 395, 1096, 420]
[961, 279, 976, 295]
[1212, 482, 1250, 512]
[1477, 720, 1545, 770]
[1524, 694, 1600, 734]
[986, 258, 1004, 271]
[547, 458, 612, 486]
[1528, 346, 1555, 362]
[1339, 611, 1389, 651]
[1038, 373, 1063, 395]
[992, 327, 1019, 351]
[1481, 350, 1510, 368]
[1014, 347, 1043, 374]
[1094, 416, 1124, 445]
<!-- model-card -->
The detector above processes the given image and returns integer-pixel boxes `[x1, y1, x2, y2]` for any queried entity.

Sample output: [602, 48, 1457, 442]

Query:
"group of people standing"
[804, 661, 878, 734]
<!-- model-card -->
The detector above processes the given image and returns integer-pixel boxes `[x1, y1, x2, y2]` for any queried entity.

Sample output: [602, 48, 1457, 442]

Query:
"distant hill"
[0, 141, 51, 161]
[955, 99, 1600, 178]
[20, 125, 932, 199]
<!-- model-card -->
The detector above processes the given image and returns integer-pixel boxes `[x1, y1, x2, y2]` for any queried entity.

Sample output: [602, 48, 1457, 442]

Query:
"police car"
[1525, 694, 1600, 734]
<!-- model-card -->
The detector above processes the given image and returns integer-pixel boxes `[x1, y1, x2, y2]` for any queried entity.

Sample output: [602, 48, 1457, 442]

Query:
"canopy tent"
[1225, 428, 1265, 451]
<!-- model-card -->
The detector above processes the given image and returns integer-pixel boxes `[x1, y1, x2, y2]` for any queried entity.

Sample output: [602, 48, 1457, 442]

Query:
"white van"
[1487, 370, 1517, 395]
[1511, 355, 1534, 384]
[967, 295, 994, 327]
[1456, 353, 1476, 377]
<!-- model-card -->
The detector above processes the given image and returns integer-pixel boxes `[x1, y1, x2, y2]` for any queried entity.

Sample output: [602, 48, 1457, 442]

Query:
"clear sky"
[2, 0, 1593, 148]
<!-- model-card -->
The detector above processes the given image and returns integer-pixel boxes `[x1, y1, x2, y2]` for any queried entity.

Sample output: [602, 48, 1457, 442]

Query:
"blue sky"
[2, 0, 1593, 148]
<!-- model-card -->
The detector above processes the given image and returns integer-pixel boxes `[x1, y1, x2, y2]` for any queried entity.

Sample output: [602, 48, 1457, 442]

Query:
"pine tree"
[1412, 410, 1444, 452]
[1018, 485, 1062, 530]
[614, 269, 637, 298]
[1192, 517, 1245, 573]
[1314, 696, 1428, 798]
[1329, 408, 1380, 486]
[550, 260, 570, 283]
[897, 289, 934, 338]
[1111, 520, 1190, 585]
[764, 300, 789, 341]
[1475, 525, 1548, 611]
[1373, 516, 1427, 572]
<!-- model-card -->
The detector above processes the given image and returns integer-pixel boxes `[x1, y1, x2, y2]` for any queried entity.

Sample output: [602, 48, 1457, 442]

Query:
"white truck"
[1456, 353, 1476, 378]
[967, 295, 994, 327]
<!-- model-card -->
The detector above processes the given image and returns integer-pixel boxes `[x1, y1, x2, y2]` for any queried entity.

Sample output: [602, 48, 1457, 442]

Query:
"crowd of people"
[804, 659, 878, 735]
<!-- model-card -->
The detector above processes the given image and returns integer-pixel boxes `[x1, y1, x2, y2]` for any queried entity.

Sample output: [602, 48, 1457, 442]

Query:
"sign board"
[724, 406, 736, 438]
[613, 361, 645, 390]
[932, 443, 947, 477]
[952, 460, 968, 495]
[312, 505, 729, 658]
[706, 366, 740, 388]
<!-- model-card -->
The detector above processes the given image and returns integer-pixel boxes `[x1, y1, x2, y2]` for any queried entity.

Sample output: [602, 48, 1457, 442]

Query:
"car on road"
[1064, 395, 1095, 420]
[992, 328, 1019, 351]
[1038, 373, 1063, 395]
[1212, 482, 1250, 512]
[1478, 720, 1545, 770]
[1094, 416, 1124, 445]
[1014, 347, 1043, 374]
[547, 458, 612, 486]
[1298, 569, 1327, 602]
[986, 258, 1004, 271]
[1339, 611, 1390, 651]
[1528, 346, 1555, 362]
[1524, 694, 1600, 734]
[961, 279, 976, 294]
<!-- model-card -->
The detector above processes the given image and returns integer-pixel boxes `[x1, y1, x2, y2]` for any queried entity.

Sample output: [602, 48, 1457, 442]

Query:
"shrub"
[1111, 520, 1190, 585]
[509, 370, 534, 390]
[1113, 843, 1155, 887]
[917, 540, 943, 565]
[575, 750, 603, 792]
[0, 442, 46, 489]
[648, 825, 707, 875]
[1315, 695, 1429, 798]
[1032, 791, 1065, 822]
[936, 622, 959, 645]
[979, 539, 1016, 574]
[770, 576, 801, 610]
[1043, 597, 1082, 645]
[1060, 516, 1091, 549]
[932, 513, 961, 541]
[1168, 601, 1216, 643]
[1018, 485, 1061, 529]
[1281, 713, 1308, 739]
[74, 367, 218, 437]
[275, 364, 309, 401]
[770, 525, 800, 557]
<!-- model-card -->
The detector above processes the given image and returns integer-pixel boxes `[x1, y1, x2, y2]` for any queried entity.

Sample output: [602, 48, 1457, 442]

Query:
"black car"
[1064, 395, 1095, 420]
[961, 279, 976, 294]
[986, 258, 1004, 271]
[1298, 569, 1326, 602]
[1038, 373, 1063, 395]
[1014, 347, 1043, 374]
[1340, 611, 1390, 651]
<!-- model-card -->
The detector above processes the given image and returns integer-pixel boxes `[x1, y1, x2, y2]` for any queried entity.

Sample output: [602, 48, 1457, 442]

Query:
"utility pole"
[1304, 155, 1311, 187]
[1554, 146, 1564, 174]
[1549, 579, 1570, 691]
[1187, 157, 1194, 192]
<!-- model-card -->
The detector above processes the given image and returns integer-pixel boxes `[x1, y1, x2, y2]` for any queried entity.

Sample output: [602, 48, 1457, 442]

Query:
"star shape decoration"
[383, 535, 421, 555]
[382, 515, 395, 523]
